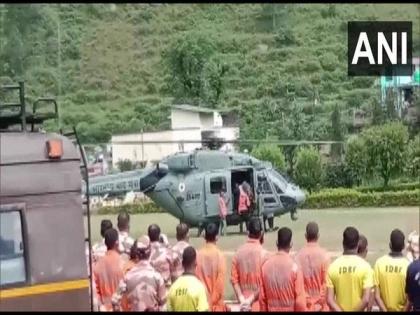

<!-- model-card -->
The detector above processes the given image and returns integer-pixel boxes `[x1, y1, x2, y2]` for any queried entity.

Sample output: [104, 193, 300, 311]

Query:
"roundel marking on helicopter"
[179, 182, 186, 192]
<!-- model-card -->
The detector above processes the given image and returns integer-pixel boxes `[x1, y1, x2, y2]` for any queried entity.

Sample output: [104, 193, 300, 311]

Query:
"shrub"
[405, 134, 420, 180]
[323, 161, 354, 188]
[303, 189, 420, 209]
[251, 144, 286, 171]
[362, 122, 409, 187]
[356, 182, 420, 193]
[344, 136, 368, 186]
[294, 146, 322, 193]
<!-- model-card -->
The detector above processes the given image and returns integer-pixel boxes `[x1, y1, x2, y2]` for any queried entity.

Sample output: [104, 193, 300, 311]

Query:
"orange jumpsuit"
[259, 251, 307, 312]
[294, 242, 330, 311]
[93, 249, 124, 311]
[238, 187, 251, 214]
[196, 242, 226, 311]
[231, 238, 270, 311]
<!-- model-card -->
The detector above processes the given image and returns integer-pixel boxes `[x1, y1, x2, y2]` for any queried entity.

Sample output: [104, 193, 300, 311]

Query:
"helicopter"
[85, 148, 306, 235]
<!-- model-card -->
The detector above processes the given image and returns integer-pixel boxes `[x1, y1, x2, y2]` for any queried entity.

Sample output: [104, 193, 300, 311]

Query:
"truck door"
[204, 172, 231, 218]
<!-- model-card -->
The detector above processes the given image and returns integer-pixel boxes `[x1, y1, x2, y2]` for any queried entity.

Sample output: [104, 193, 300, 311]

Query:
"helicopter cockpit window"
[267, 170, 287, 194]
[257, 176, 273, 194]
[210, 177, 226, 194]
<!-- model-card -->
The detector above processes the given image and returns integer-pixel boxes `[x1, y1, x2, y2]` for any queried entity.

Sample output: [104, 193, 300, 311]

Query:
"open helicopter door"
[256, 170, 282, 211]
[204, 171, 232, 218]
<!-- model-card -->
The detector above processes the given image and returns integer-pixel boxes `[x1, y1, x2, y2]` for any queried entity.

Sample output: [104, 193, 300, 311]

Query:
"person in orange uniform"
[259, 227, 307, 312]
[218, 187, 229, 236]
[231, 217, 270, 311]
[295, 222, 330, 311]
[196, 223, 226, 311]
[238, 183, 251, 233]
[93, 228, 124, 311]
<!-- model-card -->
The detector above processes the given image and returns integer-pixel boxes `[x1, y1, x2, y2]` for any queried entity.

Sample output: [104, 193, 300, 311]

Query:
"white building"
[111, 105, 239, 167]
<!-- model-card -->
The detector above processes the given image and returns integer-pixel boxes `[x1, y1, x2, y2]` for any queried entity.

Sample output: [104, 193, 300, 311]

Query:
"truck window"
[0, 210, 27, 287]
[210, 177, 226, 194]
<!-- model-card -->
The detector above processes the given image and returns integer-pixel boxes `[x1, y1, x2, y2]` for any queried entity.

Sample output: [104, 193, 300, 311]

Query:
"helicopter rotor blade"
[82, 139, 343, 146]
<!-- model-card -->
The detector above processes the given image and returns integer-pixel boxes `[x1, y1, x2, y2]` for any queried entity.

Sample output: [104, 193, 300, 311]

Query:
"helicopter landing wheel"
[197, 224, 206, 237]
[290, 208, 298, 221]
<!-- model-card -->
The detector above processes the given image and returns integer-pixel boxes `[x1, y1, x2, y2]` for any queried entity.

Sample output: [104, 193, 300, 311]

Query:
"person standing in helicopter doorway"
[218, 185, 230, 236]
[238, 181, 251, 233]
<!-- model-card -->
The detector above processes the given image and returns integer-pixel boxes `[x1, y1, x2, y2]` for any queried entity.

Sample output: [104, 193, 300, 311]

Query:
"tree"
[282, 103, 310, 176]
[385, 89, 397, 121]
[371, 97, 384, 125]
[200, 55, 228, 106]
[163, 30, 216, 102]
[1, 4, 42, 77]
[362, 122, 409, 187]
[330, 104, 344, 161]
[251, 144, 286, 171]
[323, 161, 354, 188]
[405, 134, 420, 180]
[294, 146, 322, 193]
[344, 136, 368, 186]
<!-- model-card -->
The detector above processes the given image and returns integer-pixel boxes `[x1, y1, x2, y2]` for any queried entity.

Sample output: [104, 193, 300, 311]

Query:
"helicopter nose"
[295, 187, 306, 205]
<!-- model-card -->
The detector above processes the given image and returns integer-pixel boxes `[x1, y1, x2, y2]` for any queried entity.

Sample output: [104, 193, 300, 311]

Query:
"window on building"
[210, 177, 226, 194]
[0, 210, 27, 287]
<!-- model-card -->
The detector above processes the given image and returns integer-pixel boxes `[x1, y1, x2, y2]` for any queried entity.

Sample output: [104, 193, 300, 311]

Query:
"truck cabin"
[0, 82, 91, 311]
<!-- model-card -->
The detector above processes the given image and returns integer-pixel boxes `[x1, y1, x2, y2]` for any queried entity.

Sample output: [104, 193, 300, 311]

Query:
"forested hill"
[1, 4, 419, 143]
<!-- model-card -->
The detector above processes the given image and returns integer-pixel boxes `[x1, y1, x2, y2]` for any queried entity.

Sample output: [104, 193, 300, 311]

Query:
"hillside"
[1, 3, 419, 144]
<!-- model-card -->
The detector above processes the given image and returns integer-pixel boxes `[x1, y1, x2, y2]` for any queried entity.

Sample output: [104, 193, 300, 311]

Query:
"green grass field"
[85, 207, 419, 300]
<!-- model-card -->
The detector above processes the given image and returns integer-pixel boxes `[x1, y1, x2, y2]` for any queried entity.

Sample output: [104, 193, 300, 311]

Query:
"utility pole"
[57, 5, 62, 130]
[141, 129, 144, 165]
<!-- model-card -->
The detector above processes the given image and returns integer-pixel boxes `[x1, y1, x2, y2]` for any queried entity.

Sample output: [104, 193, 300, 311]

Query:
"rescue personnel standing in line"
[259, 227, 307, 312]
[406, 231, 419, 263]
[196, 223, 227, 311]
[90, 219, 113, 311]
[92, 219, 113, 263]
[373, 229, 410, 312]
[357, 234, 374, 311]
[218, 186, 230, 236]
[93, 228, 124, 312]
[168, 246, 210, 312]
[148, 224, 176, 288]
[112, 236, 167, 312]
[171, 223, 191, 282]
[117, 212, 134, 260]
[326, 226, 374, 312]
[358, 234, 369, 259]
[231, 217, 269, 312]
[405, 235, 420, 312]
[119, 242, 141, 311]
[295, 222, 330, 311]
